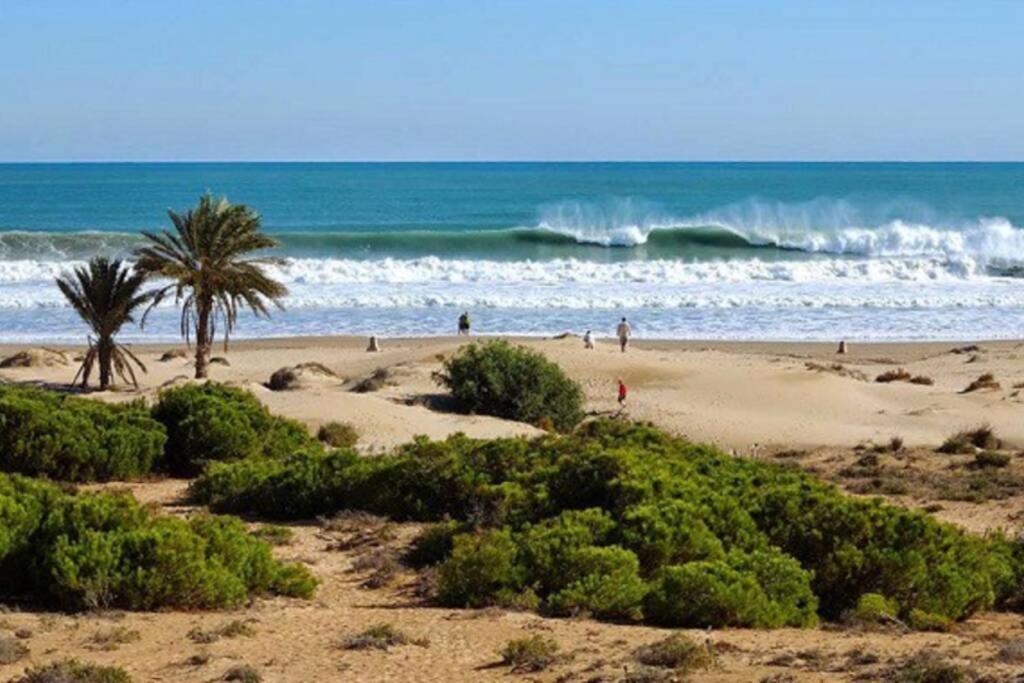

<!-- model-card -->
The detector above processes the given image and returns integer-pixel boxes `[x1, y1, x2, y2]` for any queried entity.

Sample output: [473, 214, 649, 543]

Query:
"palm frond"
[134, 193, 287, 369]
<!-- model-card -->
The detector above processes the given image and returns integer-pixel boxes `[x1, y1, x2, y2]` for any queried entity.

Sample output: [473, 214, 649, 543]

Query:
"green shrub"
[10, 658, 133, 683]
[0, 384, 166, 482]
[850, 592, 898, 624]
[643, 552, 815, 629]
[498, 635, 560, 672]
[633, 634, 714, 671]
[0, 473, 316, 611]
[435, 340, 584, 431]
[618, 499, 725, 571]
[152, 382, 317, 474]
[437, 529, 523, 607]
[545, 545, 646, 620]
[190, 419, 1023, 628]
[317, 421, 359, 448]
[406, 520, 467, 567]
[907, 608, 952, 632]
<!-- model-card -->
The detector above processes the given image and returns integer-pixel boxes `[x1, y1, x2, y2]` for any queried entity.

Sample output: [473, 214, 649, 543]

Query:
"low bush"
[888, 651, 971, 683]
[938, 424, 1000, 454]
[974, 451, 1011, 469]
[0, 473, 316, 610]
[849, 592, 898, 625]
[498, 635, 560, 673]
[223, 665, 262, 683]
[10, 659, 133, 683]
[317, 421, 359, 448]
[633, 634, 714, 671]
[0, 384, 166, 482]
[876, 368, 912, 383]
[405, 520, 467, 567]
[342, 623, 426, 650]
[909, 375, 934, 386]
[192, 419, 1024, 628]
[643, 551, 818, 628]
[152, 382, 318, 474]
[435, 340, 584, 431]
[88, 626, 140, 651]
[436, 529, 523, 608]
[907, 608, 952, 632]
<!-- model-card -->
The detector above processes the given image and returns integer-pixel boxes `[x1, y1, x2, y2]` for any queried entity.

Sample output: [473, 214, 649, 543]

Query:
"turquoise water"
[1, 162, 1023, 341]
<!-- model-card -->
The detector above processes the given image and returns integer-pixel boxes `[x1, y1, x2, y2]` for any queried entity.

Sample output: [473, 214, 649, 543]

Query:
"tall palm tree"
[56, 257, 154, 390]
[135, 193, 287, 379]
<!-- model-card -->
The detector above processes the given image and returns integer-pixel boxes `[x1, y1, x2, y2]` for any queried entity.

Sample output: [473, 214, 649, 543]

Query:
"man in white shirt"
[616, 317, 632, 353]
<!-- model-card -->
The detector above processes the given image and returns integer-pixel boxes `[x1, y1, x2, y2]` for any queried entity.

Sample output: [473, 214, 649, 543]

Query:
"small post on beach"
[837, 340, 847, 355]
[367, 335, 380, 352]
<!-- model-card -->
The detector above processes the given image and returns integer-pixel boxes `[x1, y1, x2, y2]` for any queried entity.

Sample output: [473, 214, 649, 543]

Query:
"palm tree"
[56, 257, 154, 390]
[135, 193, 287, 379]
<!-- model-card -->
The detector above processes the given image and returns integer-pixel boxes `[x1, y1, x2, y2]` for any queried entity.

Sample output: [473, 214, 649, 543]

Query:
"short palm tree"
[55, 257, 154, 390]
[135, 193, 287, 379]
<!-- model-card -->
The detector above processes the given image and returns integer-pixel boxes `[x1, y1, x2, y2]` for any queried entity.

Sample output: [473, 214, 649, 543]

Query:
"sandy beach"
[1, 334, 1023, 682]
[3, 334, 1020, 451]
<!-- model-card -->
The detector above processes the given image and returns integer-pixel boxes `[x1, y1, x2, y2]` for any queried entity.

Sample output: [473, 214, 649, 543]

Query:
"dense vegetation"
[192, 419, 1024, 628]
[0, 382, 320, 481]
[436, 340, 584, 431]
[152, 382, 319, 474]
[0, 472, 315, 610]
[0, 384, 166, 481]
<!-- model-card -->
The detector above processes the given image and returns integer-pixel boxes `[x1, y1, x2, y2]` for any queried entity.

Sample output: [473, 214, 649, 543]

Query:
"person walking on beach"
[616, 317, 631, 352]
[617, 378, 628, 408]
[458, 311, 471, 335]
[583, 329, 594, 349]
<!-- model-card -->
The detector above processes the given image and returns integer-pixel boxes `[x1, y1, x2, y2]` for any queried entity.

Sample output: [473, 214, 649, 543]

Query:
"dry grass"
[805, 362, 869, 382]
[876, 368, 912, 383]
[498, 635, 561, 673]
[87, 626, 140, 651]
[0, 634, 29, 664]
[351, 367, 395, 393]
[962, 373, 1000, 393]
[938, 424, 1000, 454]
[223, 664, 262, 682]
[633, 634, 715, 672]
[251, 524, 293, 546]
[187, 620, 256, 645]
[317, 421, 359, 448]
[342, 623, 427, 651]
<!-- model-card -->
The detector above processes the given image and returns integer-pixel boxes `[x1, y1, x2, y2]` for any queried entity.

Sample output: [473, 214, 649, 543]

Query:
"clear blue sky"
[2, 0, 1022, 161]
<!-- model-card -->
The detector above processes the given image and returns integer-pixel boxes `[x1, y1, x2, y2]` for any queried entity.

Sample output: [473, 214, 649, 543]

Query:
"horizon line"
[3, 159, 1024, 165]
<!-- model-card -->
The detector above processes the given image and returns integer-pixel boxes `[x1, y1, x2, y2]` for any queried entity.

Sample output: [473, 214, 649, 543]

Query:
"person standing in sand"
[616, 317, 631, 352]
[617, 378, 628, 407]
[458, 311, 471, 335]
[583, 329, 594, 349]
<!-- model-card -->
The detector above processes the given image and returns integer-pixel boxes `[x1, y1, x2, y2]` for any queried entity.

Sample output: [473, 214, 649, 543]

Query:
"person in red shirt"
[617, 379, 628, 407]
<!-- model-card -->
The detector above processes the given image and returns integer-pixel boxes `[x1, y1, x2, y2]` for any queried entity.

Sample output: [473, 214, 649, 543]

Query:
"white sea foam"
[537, 198, 1024, 267]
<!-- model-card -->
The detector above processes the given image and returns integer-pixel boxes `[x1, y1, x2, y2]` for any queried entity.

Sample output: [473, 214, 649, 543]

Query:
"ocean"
[1, 162, 1023, 342]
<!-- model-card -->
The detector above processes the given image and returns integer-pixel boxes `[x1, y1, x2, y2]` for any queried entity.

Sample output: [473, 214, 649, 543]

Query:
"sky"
[1, 0, 1022, 162]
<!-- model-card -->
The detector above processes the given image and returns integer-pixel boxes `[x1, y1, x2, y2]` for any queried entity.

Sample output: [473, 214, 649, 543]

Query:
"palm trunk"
[98, 337, 113, 390]
[195, 303, 211, 379]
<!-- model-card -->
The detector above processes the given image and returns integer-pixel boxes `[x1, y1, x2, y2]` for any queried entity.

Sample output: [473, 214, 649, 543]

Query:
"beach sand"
[1, 335, 1023, 681]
